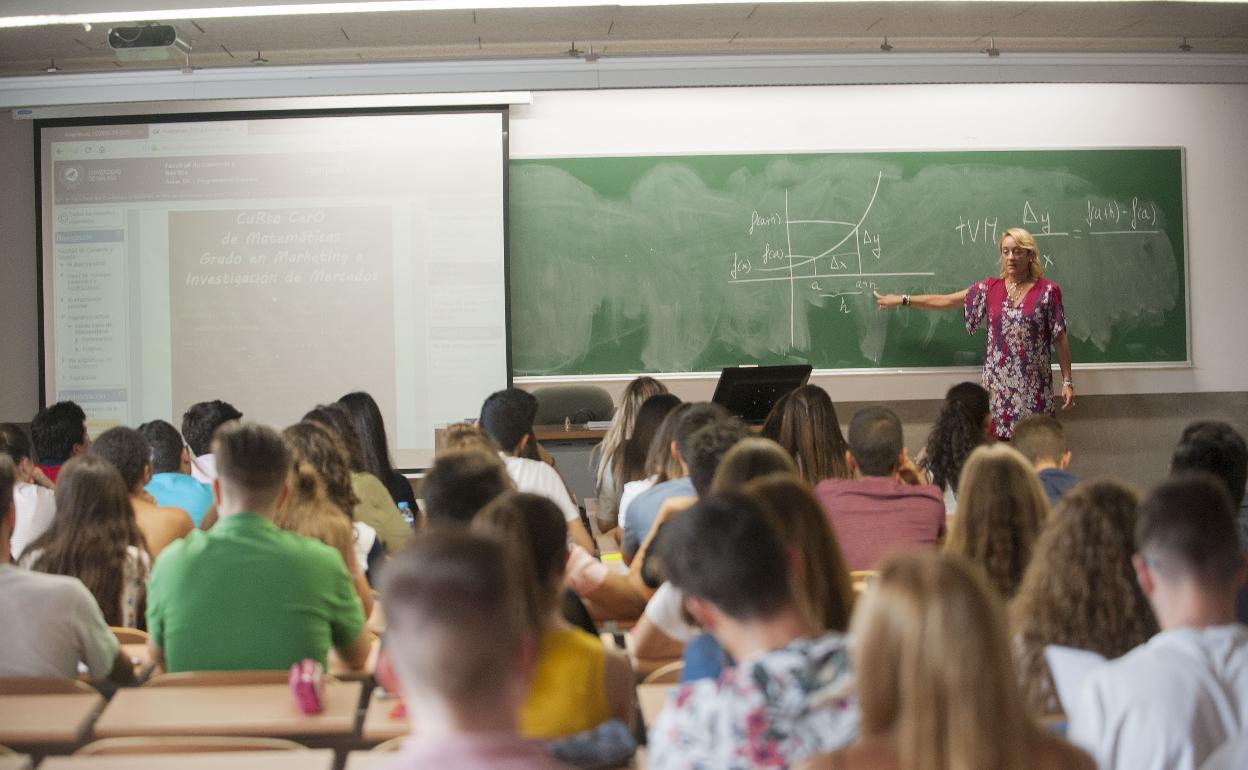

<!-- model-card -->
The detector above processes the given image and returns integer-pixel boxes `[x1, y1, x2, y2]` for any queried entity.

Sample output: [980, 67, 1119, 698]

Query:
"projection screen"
[38, 109, 509, 468]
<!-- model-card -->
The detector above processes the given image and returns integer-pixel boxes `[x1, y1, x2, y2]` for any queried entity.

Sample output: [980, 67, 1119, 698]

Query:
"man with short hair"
[140, 419, 214, 528]
[0, 455, 134, 684]
[814, 405, 945, 571]
[422, 448, 514, 526]
[380, 529, 570, 769]
[479, 389, 595, 552]
[647, 493, 857, 769]
[180, 399, 243, 483]
[1171, 421, 1248, 623]
[91, 427, 195, 561]
[30, 400, 90, 484]
[1069, 474, 1248, 770]
[1011, 415, 1079, 504]
[147, 421, 370, 672]
[622, 402, 731, 560]
[0, 423, 56, 559]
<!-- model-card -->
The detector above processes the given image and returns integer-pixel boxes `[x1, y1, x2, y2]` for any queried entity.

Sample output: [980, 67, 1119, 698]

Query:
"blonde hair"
[998, 226, 1044, 281]
[438, 423, 499, 456]
[854, 551, 1034, 770]
[945, 444, 1048, 600]
[742, 473, 856, 632]
[593, 377, 667, 494]
[274, 461, 360, 575]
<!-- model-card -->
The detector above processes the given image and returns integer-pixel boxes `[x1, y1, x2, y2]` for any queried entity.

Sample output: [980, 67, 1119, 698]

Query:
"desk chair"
[532, 385, 615, 426]
[145, 671, 298, 688]
[0, 677, 97, 695]
[75, 736, 307, 755]
[640, 661, 683, 685]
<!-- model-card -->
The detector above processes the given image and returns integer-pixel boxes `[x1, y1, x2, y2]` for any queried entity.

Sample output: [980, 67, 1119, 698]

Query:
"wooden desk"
[40, 749, 335, 770]
[0, 692, 103, 748]
[361, 690, 408, 743]
[344, 751, 396, 770]
[0, 756, 32, 770]
[637, 684, 674, 730]
[533, 424, 606, 442]
[93, 681, 364, 740]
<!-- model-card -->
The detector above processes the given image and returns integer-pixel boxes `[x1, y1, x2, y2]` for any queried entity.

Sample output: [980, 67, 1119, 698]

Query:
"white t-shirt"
[618, 476, 657, 530]
[0, 564, 119, 680]
[189, 452, 217, 484]
[11, 481, 56, 560]
[502, 455, 580, 523]
[643, 582, 699, 643]
[1069, 624, 1248, 770]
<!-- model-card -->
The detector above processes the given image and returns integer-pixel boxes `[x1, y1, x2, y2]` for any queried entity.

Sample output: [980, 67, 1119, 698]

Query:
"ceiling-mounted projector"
[108, 25, 191, 62]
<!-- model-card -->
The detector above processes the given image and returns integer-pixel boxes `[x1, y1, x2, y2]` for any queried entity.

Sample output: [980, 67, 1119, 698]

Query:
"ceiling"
[1, 2, 1246, 77]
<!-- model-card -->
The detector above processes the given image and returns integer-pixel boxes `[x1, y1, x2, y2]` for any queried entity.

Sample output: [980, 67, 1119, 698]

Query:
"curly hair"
[1010, 479, 1158, 716]
[945, 444, 1048, 601]
[921, 382, 990, 494]
[282, 421, 360, 519]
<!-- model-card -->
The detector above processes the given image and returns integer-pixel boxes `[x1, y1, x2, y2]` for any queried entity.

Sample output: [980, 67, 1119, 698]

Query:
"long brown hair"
[945, 444, 1048, 600]
[23, 454, 148, 626]
[742, 473, 856, 632]
[274, 461, 360, 574]
[855, 552, 1036, 770]
[283, 421, 359, 519]
[471, 491, 568, 631]
[614, 393, 682, 487]
[1010, 480, 1158, 716]
[761, 385, 851, 485]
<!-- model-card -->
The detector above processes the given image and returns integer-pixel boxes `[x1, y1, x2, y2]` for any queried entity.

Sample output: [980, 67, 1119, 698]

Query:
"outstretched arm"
[874, 288, 968, 311]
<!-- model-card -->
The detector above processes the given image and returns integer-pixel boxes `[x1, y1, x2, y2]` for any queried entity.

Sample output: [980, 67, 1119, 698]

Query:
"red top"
[814, 476, 946, 571]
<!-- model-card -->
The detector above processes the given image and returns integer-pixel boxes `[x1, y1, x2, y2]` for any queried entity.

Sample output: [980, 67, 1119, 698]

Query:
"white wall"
[509, 83, 1248, 403]
[3, 63, 1247, 420]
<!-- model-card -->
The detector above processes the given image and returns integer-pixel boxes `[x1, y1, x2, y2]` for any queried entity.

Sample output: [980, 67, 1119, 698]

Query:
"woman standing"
[875, 227, 1074, 439]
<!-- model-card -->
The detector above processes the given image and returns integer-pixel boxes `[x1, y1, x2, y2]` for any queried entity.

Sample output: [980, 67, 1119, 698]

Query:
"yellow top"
[519, 626, 610, 739]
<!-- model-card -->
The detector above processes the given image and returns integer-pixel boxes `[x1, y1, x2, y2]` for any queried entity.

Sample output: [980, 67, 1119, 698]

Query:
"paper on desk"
[1045, 645, 1108, 714]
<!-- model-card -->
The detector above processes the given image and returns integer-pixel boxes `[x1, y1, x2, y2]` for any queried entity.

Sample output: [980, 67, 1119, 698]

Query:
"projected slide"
[40, 112, 507, 466]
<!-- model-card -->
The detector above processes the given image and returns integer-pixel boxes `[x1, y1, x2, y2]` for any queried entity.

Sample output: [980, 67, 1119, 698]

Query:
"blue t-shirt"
[622, 476, 695, 559]
[1039, 467, 1080, 505]
[146, 472, 213, 527]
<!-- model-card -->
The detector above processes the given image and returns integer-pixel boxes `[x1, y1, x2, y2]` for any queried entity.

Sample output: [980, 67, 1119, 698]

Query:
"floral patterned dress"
[646, 633, 858, 770]
[964, 276, 1067, 439]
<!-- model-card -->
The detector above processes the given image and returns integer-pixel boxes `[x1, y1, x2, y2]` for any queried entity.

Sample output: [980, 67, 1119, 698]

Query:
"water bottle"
[398, 501, 415, 529]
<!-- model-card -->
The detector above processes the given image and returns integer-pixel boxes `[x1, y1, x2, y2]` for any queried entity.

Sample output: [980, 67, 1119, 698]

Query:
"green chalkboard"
[509, 149, 1187, 376]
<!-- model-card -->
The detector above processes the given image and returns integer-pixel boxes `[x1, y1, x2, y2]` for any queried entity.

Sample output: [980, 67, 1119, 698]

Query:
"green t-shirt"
[147, 512, 364, 672]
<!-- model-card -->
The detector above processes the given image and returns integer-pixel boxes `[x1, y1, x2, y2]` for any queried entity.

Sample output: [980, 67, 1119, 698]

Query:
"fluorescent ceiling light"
[3, 0, 1244, 29]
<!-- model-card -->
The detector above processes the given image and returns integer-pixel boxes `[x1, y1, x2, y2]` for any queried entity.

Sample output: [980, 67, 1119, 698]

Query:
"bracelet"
[901, 294, 911, 307]
[1063, 378, 1074, 387]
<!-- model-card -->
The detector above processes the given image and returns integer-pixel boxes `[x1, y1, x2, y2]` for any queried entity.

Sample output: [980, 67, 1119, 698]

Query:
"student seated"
[479, 389, 595, 553]
[815, 406, 945, 571]
[471, 491, 634, 739]
[1012, 415, 1079, 504]
[339, 390, 420, 512]
[1010, 479, 1157, 717]
[20, 454, 150, 629]
[0, 456, 134, 684]
[591, 376, 668, 528]
[91, 426, 194, 561]
[1069, 474, 1248, 770]
[646, 492, 857, 769]
[916, 382, 992, 513]
[621, 402, 730, 560]
[138, 419, 214, 528]
[945, 443, 1049, 600]
[761, 384, 852, 486]
[422, 447, 513, 526]
[0, 422, 55, 559]
[30, 400, 90, 484]
[797, 552, 1093, 770]
[146, 421, 370, 672]
[1170, 421, 1248, 623]
[615, 396, 683, 534]
[180, 399, 242, 483]
[380, 529, 571, 769]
